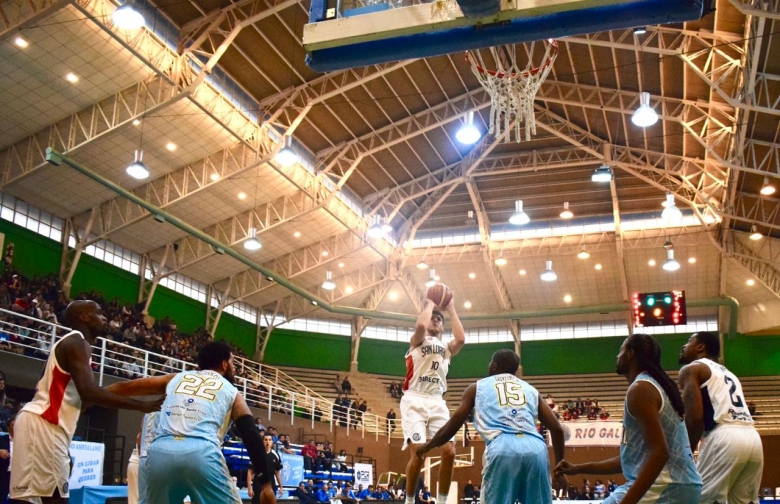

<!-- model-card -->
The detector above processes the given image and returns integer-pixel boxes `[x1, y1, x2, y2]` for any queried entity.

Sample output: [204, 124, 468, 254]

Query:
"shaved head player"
[10, 300, 163, 504]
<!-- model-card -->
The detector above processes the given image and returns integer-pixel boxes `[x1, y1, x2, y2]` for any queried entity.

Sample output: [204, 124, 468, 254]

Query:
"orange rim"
[469, 39, 558, 79]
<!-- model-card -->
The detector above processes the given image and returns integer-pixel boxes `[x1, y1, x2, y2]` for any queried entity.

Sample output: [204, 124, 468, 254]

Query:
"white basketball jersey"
[696, 358, 754, 432]
[21, 331, 87, 440]
[403, 336, 450, 396]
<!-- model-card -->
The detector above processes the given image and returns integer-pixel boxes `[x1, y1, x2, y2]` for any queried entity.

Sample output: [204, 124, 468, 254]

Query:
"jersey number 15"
[495, 382, 526, 407]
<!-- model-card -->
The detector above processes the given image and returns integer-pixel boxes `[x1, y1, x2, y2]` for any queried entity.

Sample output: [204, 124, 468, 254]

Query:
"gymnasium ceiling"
[1, 0, 780, 336]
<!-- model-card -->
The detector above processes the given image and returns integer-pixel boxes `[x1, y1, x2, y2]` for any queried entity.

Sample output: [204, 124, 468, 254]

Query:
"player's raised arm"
[232, 393, 272, 483]
[446, 299, 465, 357]
[105, 373, 177, 398]
[61, 336, 163, 413]
[412, 299, 436, 348]
[678, 363, 706, 450]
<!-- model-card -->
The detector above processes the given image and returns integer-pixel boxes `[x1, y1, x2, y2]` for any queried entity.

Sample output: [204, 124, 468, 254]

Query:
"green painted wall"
[214, 312, 256, 356]
[0, 220, 61, 277]
[147, 286, 207, 335]
[263, 328, 351, 371]
[357, 339, 409, 376]
[71, 254, 139, 306]
[1, 220, 779, 378]
[725, 335, 780, 376]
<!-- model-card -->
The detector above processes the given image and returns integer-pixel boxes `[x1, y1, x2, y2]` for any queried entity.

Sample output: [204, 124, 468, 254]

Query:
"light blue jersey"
[474, 374, 551, 504]
[147, 370, 241, 504]
[154, 369, 238, 446]
[473, 373, 543, 444]
[605, 372, 702, 504]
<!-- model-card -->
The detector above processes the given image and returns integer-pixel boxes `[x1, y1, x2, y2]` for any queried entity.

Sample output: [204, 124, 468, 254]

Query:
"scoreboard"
[633, 291, 687, 327]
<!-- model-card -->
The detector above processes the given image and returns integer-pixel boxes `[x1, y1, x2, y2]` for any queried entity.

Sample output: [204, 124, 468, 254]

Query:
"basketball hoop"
[467, 39, 558, 142]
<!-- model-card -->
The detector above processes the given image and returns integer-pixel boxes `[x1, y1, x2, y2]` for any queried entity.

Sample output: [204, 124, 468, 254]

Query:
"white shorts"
[10, 411, 71, 503]
[698, 424, 763, 504]
[400, 392, 451, 448]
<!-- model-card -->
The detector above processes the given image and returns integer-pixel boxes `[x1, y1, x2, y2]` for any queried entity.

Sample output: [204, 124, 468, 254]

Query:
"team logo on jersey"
[188, 398, 195, 403]
[413, 433, 421, 442]
[61, 482, 69, 495]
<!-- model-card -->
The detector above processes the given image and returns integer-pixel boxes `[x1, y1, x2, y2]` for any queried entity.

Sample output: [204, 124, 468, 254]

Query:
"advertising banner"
[68, 441, 105, 490]
[354, 463, 373, 487]
[550, 421, 623, 448]
[281, 453, 305, 486]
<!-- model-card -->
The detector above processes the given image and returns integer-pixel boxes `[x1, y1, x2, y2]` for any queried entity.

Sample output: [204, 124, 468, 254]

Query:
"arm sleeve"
[234, 414, 272, 485]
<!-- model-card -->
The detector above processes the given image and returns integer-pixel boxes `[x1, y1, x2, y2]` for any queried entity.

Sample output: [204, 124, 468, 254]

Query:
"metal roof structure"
[1, 0, 779, 351]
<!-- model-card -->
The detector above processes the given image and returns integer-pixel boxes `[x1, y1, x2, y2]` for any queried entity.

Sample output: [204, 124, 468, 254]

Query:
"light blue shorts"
[481, 433, 551, 504]
[138, 456, 148, 504]
[146, 436, 241, 504]
[603, 482, 701, 504]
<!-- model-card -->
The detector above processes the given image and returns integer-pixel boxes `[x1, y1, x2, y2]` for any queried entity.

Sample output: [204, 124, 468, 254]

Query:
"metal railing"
[0, 308, 469, 442]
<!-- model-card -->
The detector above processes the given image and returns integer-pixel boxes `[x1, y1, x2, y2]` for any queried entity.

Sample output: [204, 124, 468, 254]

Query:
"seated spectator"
[599, 408, 611, 420]
[418, 486, 433, 504]
[356, 484, 372, 500]
[342, 376, 352, 394]
[747, 401, 758, 416]
[463, 480, 475, 499]
[594, 480, 606, 499]
[607, 479, 617, 494]
[567, 486, 580, 500]
[293, 482, 317, 504]
[562, 410, 571, 422]
[340, 483, 358, 504]
[545, 394, 557, 413]
[335, 375, 343, 393]
[315, 484, 330, 503]
[301, 439, 319, 471]
[386, 408, 396, 434]
[571, 409, 580, 421]
[587, 407, 598, 420]
[278, 434, 297, 454]
[316, 442, 332, 472]
[335, 449, 348, 472]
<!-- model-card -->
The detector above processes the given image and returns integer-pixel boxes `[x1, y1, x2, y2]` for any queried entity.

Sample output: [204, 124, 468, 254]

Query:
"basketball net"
[467, 40, 558, 142]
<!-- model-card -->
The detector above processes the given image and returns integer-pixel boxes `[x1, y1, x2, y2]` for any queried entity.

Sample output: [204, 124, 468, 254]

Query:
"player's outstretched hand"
[553, 460, 578, 477]
[415, 444, 429, 459]
[140, 394, 166, 413]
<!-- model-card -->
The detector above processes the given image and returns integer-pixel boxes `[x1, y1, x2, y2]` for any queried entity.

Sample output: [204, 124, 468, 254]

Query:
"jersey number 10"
[495, 382, 526, 407]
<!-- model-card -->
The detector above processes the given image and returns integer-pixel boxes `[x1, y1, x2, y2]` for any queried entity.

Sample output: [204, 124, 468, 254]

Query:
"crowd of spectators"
[294, 480, 406, 503]
[546, 395, 611, 421]
[0, 266, 247, 374]
[556, 478, 617, 500]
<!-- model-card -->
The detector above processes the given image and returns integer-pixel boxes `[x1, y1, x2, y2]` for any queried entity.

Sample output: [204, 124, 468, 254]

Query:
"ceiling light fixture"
[749, 225, 763, 240]
[688, 257, 697, 264]
[468, 272, 476, 279]
[591, 165, 613, 182]
[494, 252, 507, 266]
[276, 135, 297, 167]
[560, 201, 574, 219]
[345, 285, 354, 294]
[243, 227, 262, 251]
[209, 173, 220, 181]
[632, 91, 659, 127]
[65, 72, 79, 83]
[293, 231, 301, 238]
[456, 111, 481, 145]
[321, 271, 336, 291]
[132, 119, 141, 126]
[112, 2, 145, 30]
[540, 260, 557, 282]
[760, 177, 776, 196]
[648, 259, 656, 266]
[633, 26, 647, 35]
[661, 192, 682, 221]
[237, 192, 247, 200]
[509, 200, 530, 225]
[563, 294, 572, 303]
[166, 142, 177, 151]
[465, 210, 476, 226]
[746, 279, 755, 286]
[463, 301, 472, 309]
[417, 260, 428, 270]
[595, 263, 603, 270]
[14, 36, 29, 48]
[662, 248, 681, 271]
[338, 262, 345, 268]
[518, 269, 526, 276]
[425, 269, 437, 288]
[389, 291, 399, 301]
[577, 246, 590, 260]
[126, 150, 149, 180]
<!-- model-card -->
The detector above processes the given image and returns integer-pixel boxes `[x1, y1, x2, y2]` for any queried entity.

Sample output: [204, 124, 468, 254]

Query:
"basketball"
[426, 282, 453, 310]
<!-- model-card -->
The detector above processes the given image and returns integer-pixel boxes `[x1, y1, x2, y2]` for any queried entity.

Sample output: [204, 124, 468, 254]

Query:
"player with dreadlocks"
[555, 334, 702, 504]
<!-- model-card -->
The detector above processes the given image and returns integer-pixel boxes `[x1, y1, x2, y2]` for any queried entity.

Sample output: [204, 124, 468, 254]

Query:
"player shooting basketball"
[401, 283, 465, 504]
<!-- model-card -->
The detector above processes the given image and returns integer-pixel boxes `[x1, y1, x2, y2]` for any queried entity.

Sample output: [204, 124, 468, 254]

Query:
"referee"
[247, 433, 283, 504]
